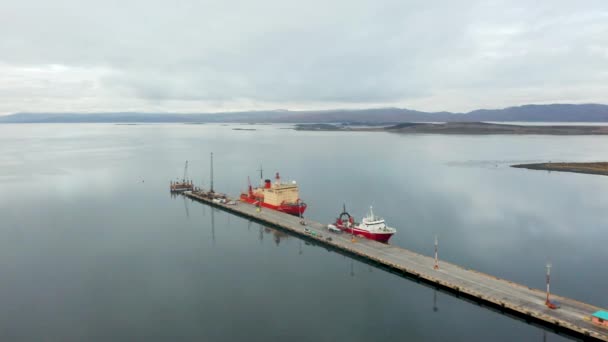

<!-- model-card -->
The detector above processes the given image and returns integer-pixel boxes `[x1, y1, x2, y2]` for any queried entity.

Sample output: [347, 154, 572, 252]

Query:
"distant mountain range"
[1, 104, 608, 123]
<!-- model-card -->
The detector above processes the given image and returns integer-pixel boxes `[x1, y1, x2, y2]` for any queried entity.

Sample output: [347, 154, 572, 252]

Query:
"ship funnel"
[265, 179, 272, 189]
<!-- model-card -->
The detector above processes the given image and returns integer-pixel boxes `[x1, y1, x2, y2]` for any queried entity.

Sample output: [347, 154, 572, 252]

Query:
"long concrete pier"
[184, 190, 608, 341]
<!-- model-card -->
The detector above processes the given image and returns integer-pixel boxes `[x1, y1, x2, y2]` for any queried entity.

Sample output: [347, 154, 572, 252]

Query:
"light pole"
[434, 234, 439, 270]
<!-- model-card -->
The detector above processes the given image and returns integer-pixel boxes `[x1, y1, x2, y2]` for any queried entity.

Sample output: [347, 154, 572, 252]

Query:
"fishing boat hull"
[339, 226, 394, 243]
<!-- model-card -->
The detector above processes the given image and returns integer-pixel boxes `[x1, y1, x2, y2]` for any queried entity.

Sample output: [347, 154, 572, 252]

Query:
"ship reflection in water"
[168, 193, 363, 279]
[170, 192, 291, 247]
[257, 224, 289, 246]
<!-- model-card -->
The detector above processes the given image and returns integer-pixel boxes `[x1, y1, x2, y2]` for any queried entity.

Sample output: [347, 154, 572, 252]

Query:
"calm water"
[1, 124, 607, 341]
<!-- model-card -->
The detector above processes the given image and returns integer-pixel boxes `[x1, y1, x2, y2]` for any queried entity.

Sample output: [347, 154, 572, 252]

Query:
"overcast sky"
[0, 0, 607, 115]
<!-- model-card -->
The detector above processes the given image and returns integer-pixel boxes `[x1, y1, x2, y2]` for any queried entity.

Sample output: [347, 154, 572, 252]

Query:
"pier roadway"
[184, 191, 608, 341]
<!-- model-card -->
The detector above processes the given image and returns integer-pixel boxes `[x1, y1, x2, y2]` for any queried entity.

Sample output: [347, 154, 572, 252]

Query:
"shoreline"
[511, 162, 608, 176]
[294, 122, 608, 135]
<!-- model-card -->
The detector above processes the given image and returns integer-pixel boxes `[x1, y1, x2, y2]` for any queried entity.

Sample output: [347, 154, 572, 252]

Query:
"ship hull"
[338, 226, 394, 243]
[240, 195, 307, 216]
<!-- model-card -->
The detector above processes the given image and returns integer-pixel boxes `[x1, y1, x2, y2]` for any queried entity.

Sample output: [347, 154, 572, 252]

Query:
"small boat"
[332, 205, 396, 243]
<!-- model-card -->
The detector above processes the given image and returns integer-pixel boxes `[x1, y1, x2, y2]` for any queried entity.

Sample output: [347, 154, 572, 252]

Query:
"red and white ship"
[329, 206, 396, 243]
[240, 172, 307, 216]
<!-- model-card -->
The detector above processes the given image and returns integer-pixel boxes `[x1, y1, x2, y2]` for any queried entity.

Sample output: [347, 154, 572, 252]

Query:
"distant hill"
[1, 104, 608, 123]
[463, 104, 608, 122]
[0, 111, 296, 123]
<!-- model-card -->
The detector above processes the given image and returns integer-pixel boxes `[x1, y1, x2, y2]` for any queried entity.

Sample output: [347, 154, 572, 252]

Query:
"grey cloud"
[0, 0, 607, 114]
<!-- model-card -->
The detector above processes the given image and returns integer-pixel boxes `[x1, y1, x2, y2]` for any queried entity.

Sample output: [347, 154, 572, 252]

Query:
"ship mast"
[210, 152, 214, 193]
[258, 165, 263, 186]
[298, 199, 305, 225]
[342, 203, 355, 242]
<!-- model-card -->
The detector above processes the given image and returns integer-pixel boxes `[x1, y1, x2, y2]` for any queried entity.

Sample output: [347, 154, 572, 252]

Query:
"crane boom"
[183, 160, 189, 182]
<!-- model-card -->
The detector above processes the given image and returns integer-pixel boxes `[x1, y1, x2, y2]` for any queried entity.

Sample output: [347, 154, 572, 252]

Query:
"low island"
[294, 122, 608, 135]
[511, 162, 608, 176]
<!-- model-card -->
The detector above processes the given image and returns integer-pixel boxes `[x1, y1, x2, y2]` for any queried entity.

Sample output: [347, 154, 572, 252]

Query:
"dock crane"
[169, 160, 194, 193]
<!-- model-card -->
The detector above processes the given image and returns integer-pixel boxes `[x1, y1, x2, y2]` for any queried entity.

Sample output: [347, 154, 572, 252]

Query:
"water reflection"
[183, 196, 190, 219]
[266, 227, 288, 246]
[211, 207, 215, 243]
[2, 124, 598, 342]
[253, 223, 289, 246]
[170, 193, 191, 219]
[224, 209, 570, 340]
[258, 224, 263, 243]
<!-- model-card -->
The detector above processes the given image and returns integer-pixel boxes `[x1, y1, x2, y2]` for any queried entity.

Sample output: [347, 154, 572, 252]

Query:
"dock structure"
[184, 190, 608, 341]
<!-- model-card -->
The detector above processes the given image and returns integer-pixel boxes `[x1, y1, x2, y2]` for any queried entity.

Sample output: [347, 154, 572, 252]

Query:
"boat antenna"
[210, 152, 214, 193]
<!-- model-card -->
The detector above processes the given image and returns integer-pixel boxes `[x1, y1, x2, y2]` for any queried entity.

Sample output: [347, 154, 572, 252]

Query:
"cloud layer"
[1, 0, 607, 114]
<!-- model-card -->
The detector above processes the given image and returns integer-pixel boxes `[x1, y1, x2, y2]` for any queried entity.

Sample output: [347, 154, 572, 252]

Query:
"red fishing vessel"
[240, 171, 307, 216]
[328, 205, 396, 243]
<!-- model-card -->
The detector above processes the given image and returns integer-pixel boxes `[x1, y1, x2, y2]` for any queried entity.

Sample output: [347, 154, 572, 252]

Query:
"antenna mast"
[210, 152, 214, 193]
